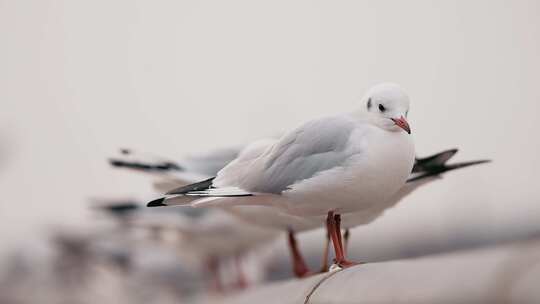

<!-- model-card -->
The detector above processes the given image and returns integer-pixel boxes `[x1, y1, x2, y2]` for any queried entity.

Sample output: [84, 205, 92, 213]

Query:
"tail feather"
[147, 197, 167, 207]
[109, 149, 183, 173]
[444, 159, 491, 171]
[408, 159, 491, 182]
[147, 189, 253, 208]
[102, 202, 140, 214]
[90, 199, 140, 215]
[412, 149, 458, 173]
[165, 177, 216, 195]
[109, 148, 209, 191]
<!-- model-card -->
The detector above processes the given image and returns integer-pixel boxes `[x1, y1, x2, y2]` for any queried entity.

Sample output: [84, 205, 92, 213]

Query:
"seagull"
[134, 207, 278, 288]
[331, 150, 491, 266]
[106, 149, 284, 286]
[113, 134, 489, 276]
[109, 140, 321, 277]
[149, 83, 416, 267]
[108, 147, 240, 190]
[146, 149, 489, 277]
[341, 149, 491, 235]
[93, 199, 279, 291]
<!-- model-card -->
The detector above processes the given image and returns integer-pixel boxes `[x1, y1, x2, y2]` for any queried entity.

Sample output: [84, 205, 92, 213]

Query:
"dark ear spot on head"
[367, 98, 372, 110]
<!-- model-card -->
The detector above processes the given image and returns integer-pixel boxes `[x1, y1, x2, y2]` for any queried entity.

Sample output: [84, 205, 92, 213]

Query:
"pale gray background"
[1, 0, 539, 257]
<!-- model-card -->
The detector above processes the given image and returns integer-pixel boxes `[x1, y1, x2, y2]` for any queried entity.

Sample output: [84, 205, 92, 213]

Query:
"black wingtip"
[108, 158, 123, 167]
[166, 177, 216, 195]
[90, 201, 140, 215]
[108, 158, 183, 172]
[445, 148, 459, 157]
[416, 148, 458, 162]
[445, 159, 492, 171]
[407, 158, 492, 182]
[147, 198, 167, 207]
[104, 202, 140, 213]
[413, 149, 459, 173]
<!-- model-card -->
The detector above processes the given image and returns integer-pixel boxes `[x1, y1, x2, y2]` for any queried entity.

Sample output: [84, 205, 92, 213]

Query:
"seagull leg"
[335, 214, 345, 255]
[327, 211, 344, 263]
[234, 254, 248, 289]
[328, 212, 359, 268]
[206, 256, 223, 293]
[287, 229, 311, 278]
[343, 229, 350, 256]
[319, 231, 330, 273]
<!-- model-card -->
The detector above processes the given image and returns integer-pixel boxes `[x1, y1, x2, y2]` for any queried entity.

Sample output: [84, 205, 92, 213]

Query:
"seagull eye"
[378, 104, 386, 112]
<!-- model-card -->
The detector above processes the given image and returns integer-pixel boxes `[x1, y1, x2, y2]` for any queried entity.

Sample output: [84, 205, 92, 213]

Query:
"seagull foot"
[333, 259, 362, 269]
[293, 266, 315, 278]
[297, 270, 315, 278]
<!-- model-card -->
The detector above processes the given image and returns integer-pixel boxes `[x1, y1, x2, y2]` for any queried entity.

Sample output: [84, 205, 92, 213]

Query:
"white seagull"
[149, 143, 489, 275]
[149, 83, 416, 267]
[114, 130, 489, 276]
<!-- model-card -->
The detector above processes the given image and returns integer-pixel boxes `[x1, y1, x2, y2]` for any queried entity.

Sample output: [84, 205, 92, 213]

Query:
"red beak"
[391, 116, 411, 134]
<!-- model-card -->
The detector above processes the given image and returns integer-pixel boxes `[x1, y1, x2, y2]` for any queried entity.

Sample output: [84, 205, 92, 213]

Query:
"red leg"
[287, 229, 311, 278]
[327, 212, 359, 268]
[343, 229, 350, 256]
[234, 255, 248, 289]
[206, 257, 223, 293]
[327, 211, 344, 262]
[319, 231, 330, 272]
[335, 214, 345, 255]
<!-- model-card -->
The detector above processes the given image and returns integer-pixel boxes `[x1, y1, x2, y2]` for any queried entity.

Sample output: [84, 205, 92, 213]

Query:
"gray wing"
[248, 115, 361, 193]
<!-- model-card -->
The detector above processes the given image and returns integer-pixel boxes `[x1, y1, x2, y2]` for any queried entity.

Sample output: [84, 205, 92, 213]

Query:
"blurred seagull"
[149, 83, 416, 267]
[107, 154, 281, 288]
[92, 197, 280, 291]
[127, 205, 278, 291]
[109, 147, 240, 191]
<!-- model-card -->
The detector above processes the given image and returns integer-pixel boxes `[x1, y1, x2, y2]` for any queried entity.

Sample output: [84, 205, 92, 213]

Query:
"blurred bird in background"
[108, 149, 281, 292]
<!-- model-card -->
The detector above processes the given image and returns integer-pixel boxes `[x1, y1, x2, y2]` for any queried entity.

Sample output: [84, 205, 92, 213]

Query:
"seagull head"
[361, 83, 411, 134]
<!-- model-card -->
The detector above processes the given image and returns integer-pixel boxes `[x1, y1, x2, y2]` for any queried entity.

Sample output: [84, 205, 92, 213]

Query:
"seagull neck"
[350, 110, 377, 124]
[349, 110, 393, 132]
